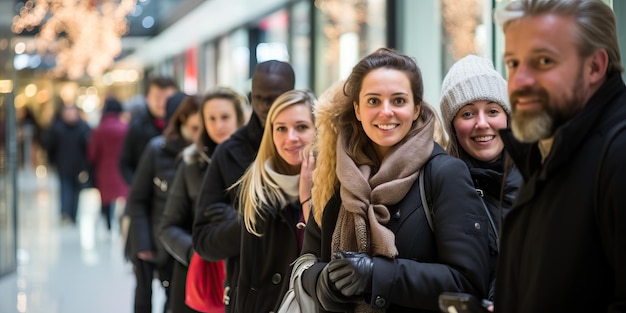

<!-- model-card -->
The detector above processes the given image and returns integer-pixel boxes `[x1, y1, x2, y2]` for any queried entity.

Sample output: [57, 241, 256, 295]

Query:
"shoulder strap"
[419, 167, 434, 232]
[477, 189, 500, 249]
[420, 157, 500, 249]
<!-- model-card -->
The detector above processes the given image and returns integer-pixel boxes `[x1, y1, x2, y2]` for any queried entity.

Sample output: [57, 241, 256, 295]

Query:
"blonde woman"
[231, 90, 316, 313]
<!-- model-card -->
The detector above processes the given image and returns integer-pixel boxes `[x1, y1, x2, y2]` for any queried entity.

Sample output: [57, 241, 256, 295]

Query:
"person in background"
[42, 104, 91, 225]
[88, 97, 130, 232]
[158, 88, 246, 313]
[301, 48, 490, 312]
[16, 105, 42, 169]
[125, 93, 201, 313]
[231, 90, 316, 313]
[192, 60, 295, 312]
[493, 0, 626, 312]
[439, 54, 522, 301]
[119, 76, 178, 184]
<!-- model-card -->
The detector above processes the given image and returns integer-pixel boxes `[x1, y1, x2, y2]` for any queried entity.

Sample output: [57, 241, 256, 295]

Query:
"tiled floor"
[0, 168, 165, 313]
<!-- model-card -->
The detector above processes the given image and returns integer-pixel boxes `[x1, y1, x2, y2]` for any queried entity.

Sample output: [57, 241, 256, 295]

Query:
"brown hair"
[145, 76, 178, 95]
[198, 87, 247, 153]
[163, 95, 200, 141]
[340, 47, 428, 166]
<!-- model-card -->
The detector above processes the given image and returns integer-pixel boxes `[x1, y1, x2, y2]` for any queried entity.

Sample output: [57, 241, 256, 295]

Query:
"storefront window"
[313, 0, 387, 93]
[441, 0, 492, 71]
[289, 1, 312, 90]
[217, 29, 250, 96]
[200, 42, 217, 94]
[256, 10, 290, 63]
[0, 88, 17, 278]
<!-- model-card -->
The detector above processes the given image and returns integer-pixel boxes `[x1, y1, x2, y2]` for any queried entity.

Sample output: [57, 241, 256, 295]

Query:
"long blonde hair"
[232, 90, 316, 236]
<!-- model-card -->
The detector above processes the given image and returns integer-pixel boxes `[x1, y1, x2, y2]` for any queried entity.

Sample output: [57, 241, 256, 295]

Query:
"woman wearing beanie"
[301, 48, 491, 312]
[439, 54, 522, 302]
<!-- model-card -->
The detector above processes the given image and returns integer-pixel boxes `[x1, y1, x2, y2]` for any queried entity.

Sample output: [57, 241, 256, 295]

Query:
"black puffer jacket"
[466, 156, 522, 225]
[466, 157, 522, 300]
[126, 135, 187, 265]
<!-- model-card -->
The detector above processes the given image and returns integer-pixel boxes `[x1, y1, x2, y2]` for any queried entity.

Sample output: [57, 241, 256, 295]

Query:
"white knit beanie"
[439, 55, 510, 137]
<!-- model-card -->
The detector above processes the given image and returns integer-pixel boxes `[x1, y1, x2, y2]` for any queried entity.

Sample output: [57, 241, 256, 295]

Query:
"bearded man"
[494, 0, 626, 312]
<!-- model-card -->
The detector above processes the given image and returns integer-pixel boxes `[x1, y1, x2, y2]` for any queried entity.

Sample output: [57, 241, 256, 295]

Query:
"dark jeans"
[101, 202, 113, 230]
[133, 257, 173, 313]
[59, 175, 81, 222]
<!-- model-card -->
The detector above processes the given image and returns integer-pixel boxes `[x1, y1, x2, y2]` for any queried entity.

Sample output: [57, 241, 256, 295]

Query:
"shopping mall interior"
[0, 0, 625, 312]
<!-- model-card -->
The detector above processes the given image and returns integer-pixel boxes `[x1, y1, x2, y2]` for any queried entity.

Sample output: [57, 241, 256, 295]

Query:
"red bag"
[185, 252, 226, 313]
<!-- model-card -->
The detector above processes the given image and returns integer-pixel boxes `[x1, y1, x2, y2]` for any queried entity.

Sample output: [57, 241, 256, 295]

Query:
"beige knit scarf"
[331, 116, 434, 312]
[331, 115, 433, 312]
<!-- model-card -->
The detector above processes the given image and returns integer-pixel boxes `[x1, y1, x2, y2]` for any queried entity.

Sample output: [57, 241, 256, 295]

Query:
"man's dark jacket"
[495, 72, 626, 313]
[119, 106, 162, 184]
[44, 117, 91, 179]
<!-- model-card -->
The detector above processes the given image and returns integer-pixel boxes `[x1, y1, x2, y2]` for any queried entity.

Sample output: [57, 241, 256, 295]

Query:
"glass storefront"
[312, 0, 387, 93]
[139, 1, 313, 98]
[0, 89, 17, 279]
[0, 0, 17, 278]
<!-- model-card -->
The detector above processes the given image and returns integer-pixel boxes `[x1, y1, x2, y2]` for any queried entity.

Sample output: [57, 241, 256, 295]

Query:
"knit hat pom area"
[439, 55, 510, 136]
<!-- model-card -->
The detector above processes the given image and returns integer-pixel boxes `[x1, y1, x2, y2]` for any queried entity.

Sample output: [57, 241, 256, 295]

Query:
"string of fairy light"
[11, 0, 137, 79]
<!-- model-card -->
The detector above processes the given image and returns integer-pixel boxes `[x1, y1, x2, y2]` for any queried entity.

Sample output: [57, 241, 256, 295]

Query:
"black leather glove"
[328, 251, 374, 297]
[316, 262, 354, 312]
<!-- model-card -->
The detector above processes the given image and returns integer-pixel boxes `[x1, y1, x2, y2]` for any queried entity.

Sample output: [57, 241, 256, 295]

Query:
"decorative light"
[442, 0, 481, 60]
[314, 0, 369, 79]
[12, 0, 137, 79]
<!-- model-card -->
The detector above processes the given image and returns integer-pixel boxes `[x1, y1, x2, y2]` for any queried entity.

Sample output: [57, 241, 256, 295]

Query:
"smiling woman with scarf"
[300, 48, 491, 313]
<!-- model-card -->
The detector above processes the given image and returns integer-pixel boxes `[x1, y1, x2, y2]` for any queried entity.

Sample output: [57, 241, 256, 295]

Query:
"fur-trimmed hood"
[182, 143, 211, 165]
[311, 82, 346, 225]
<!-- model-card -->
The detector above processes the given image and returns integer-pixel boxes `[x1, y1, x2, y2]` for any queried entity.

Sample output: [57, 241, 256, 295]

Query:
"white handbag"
[276, 253, 318, 313]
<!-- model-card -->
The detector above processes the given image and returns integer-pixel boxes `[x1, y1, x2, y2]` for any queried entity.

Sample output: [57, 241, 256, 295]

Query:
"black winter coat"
[158, 145, 210, 313]
[43, 117, 91, 179]
[494, 73, 626, 312]
[235, 202, 303, 313]
[466, 157, 522, 228]
[466, 156, 522, 300]
[193, 113, 264, 312]
[302, 145, 491, 312]
[126, 135, 187, 265]
[119, 106, 163, 184]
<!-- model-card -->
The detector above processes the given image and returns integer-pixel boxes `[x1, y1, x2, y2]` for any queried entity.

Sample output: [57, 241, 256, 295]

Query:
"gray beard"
[511, 109, 553, 143]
